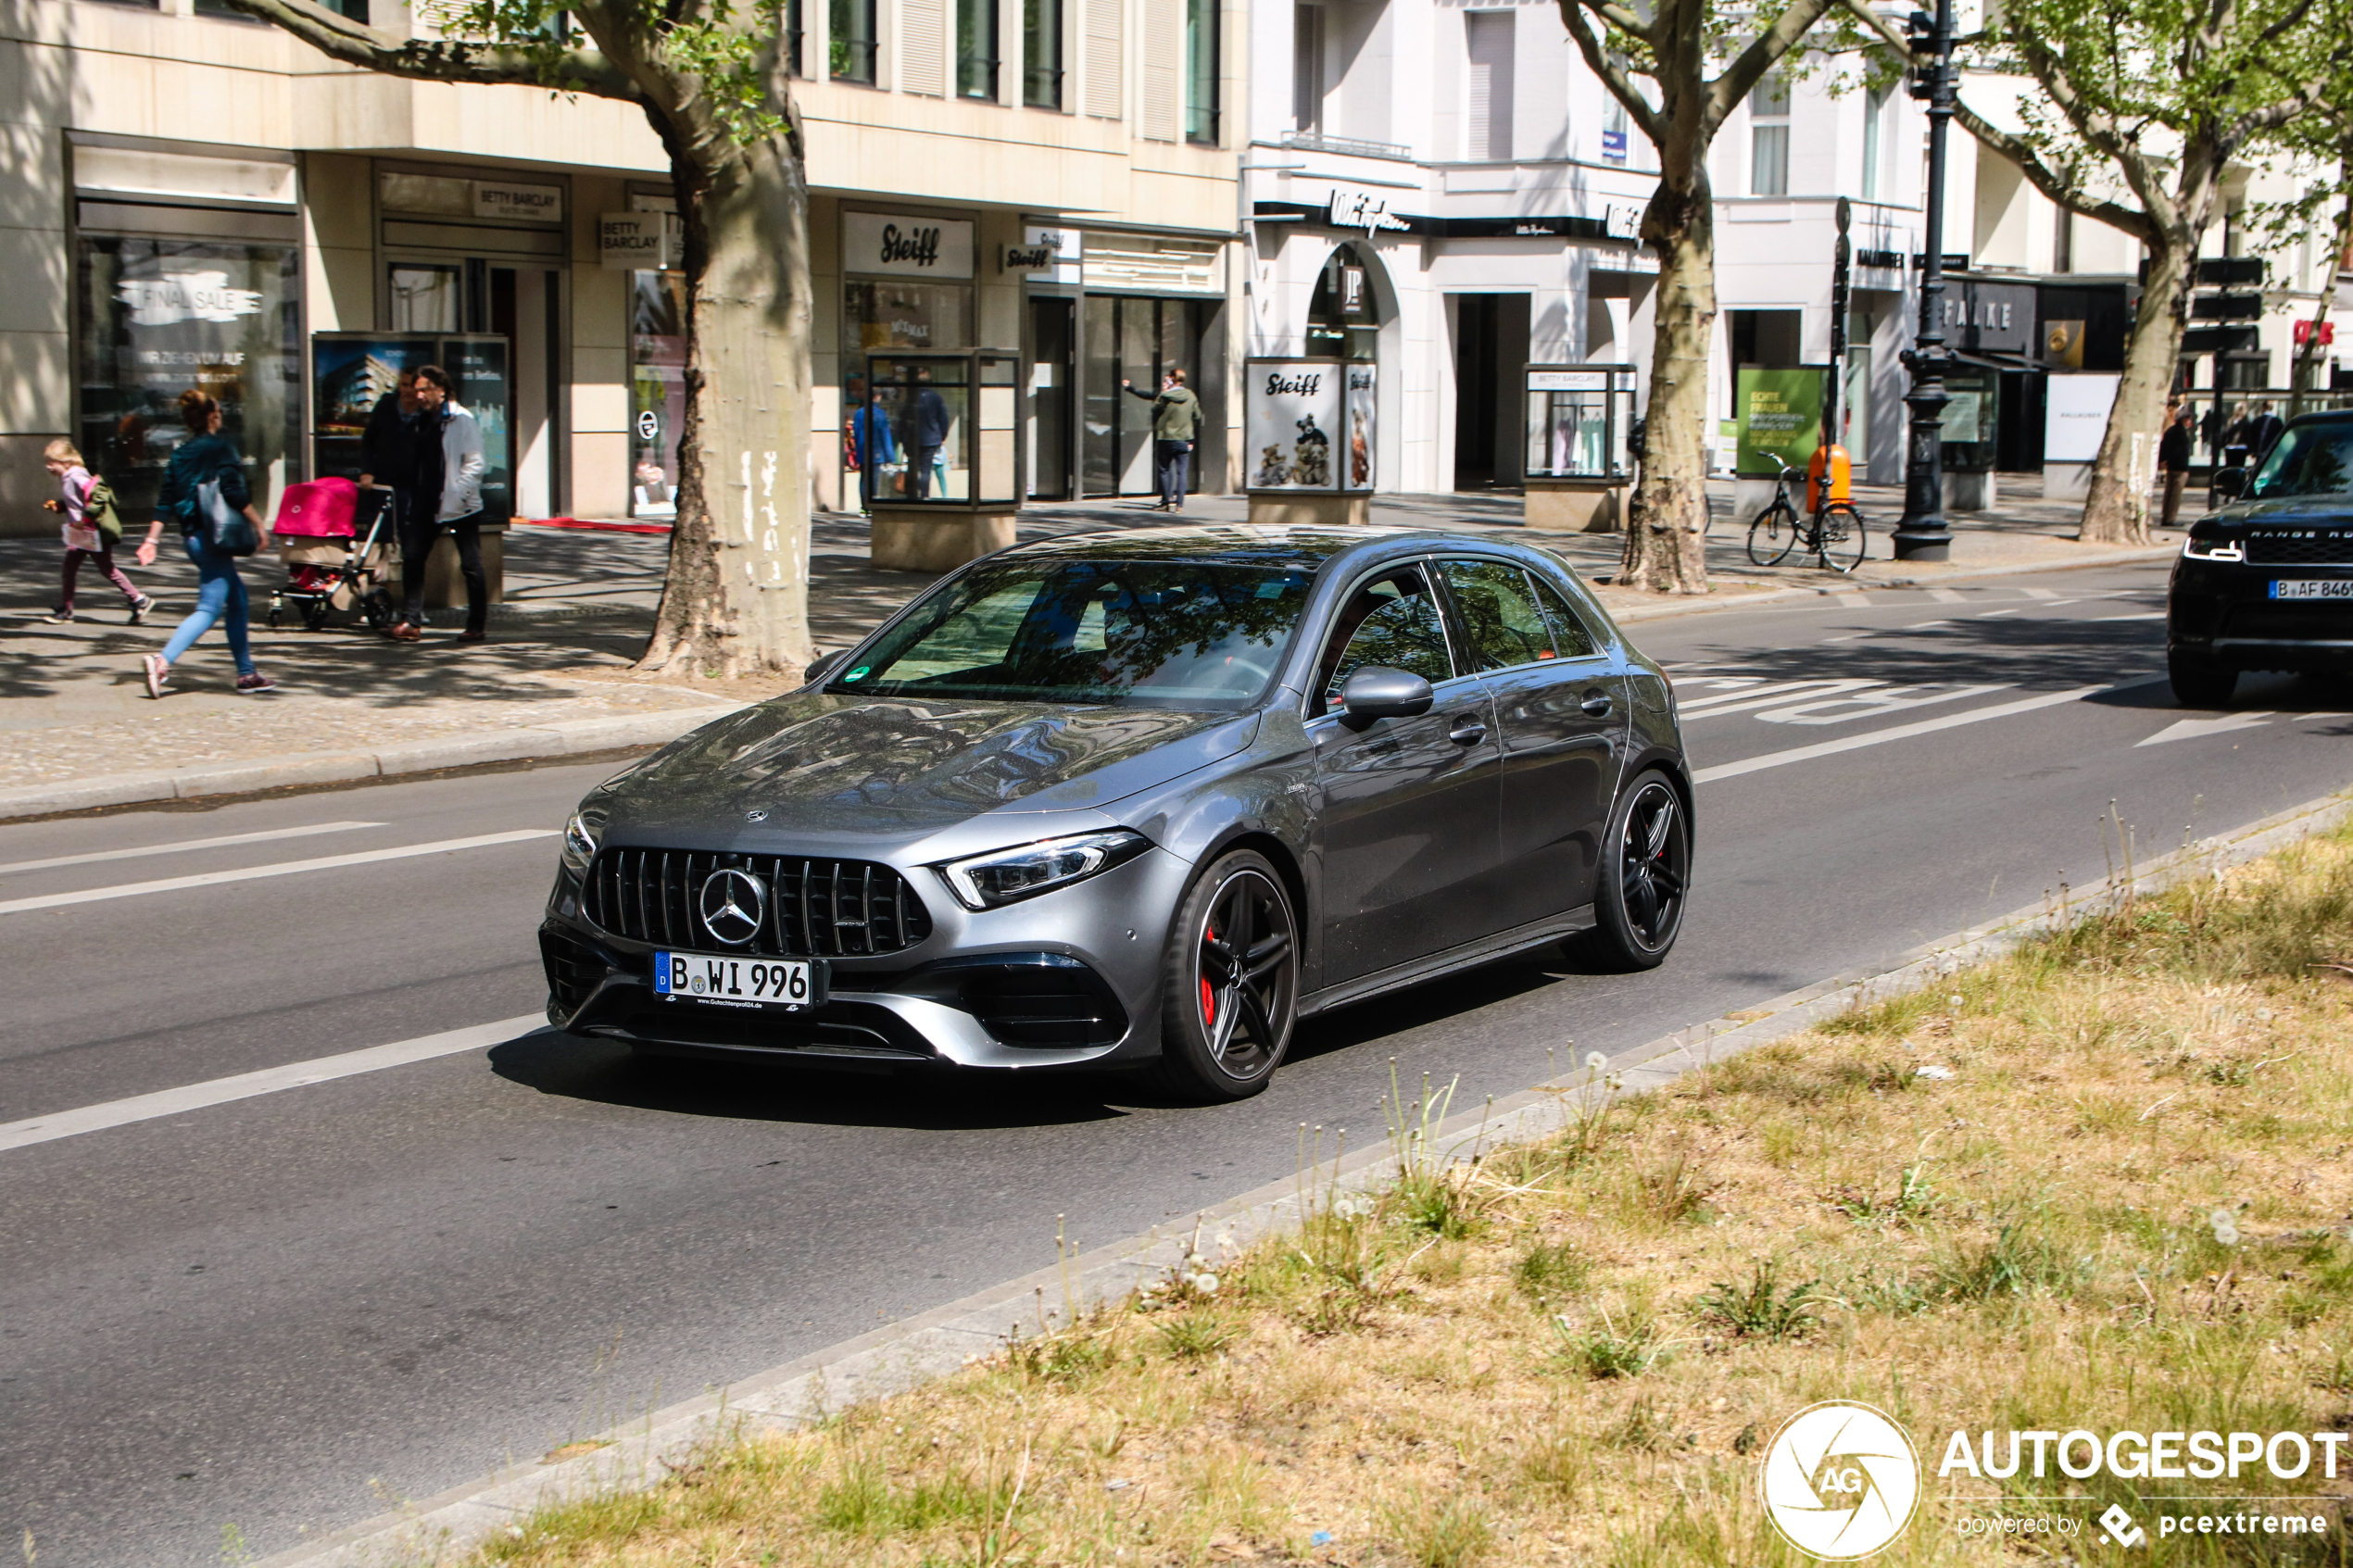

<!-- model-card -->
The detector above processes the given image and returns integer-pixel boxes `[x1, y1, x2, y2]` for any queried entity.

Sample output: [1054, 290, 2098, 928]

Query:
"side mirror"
[2210, 467, 2247, 502]
[1339, 666, 1435, 729]
[804, 649, 852, 685]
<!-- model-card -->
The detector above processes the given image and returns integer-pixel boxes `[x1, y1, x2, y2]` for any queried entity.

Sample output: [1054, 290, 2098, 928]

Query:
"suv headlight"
[938, 830, 1152, 910]
[560, 809, 605, 875]
[2182, 533, 2244, 561]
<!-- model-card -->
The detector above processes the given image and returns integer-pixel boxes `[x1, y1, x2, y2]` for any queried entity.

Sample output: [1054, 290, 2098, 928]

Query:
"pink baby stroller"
[267, 479, 396, 633]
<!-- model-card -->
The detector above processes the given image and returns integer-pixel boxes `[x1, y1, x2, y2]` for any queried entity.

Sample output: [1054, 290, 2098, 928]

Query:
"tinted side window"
[1312, 566, 1454, 714]
[1441, 558, 1562, 671]
[1525, 571, 1601, 659]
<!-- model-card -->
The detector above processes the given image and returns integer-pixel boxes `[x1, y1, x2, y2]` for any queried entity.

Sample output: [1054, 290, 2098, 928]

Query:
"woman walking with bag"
[143, 389, 275, 698]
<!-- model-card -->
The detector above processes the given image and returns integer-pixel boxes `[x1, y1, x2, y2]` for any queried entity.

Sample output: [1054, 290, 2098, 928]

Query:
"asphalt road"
[6, 560, 2350, 1565]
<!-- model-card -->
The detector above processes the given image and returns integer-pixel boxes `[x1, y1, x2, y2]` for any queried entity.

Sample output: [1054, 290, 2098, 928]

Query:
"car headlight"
[938, 829, 1152, 910]
[2182, 533, 2244, 561]
[560, 809, 605, 876]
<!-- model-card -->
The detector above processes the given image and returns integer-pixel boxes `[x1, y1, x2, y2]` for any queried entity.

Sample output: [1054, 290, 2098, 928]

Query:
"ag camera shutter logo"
[1761, 1401, 1921, 1560]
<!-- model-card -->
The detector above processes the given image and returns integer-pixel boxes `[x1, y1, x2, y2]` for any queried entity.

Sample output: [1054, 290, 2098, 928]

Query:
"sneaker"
[142, 653, 169, 700]
[40, 608, 73, 624]
[128, 594, 156, 625]
[234, 671, 278, 694]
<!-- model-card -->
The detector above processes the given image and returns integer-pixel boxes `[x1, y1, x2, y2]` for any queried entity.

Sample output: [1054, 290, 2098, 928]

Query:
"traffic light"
[1905, 10, 1940, 99]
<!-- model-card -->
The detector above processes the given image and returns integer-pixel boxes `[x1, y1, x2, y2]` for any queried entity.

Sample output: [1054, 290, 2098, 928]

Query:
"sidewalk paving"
[0, 478, 2176, 819]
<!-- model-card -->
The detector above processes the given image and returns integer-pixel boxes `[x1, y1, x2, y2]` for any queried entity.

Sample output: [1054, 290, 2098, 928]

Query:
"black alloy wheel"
[1586, 771, 1691, 971]
[1151, 849, 1300, 1101]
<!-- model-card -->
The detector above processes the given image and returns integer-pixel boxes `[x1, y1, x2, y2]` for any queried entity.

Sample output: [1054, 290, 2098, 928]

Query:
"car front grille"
[582, 848, 934, 958]
[2244, 531, 2353, 566]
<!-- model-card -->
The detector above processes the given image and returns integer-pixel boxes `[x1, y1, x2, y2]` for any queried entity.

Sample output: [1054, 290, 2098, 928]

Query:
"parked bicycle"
[1746, 455, 1867, 572]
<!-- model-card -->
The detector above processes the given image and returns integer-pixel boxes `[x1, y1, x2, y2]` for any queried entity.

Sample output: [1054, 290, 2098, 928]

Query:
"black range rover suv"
[2169, 409, 2353, 707]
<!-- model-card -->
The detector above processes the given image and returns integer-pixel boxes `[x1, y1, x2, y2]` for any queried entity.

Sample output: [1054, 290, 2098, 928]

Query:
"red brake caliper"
[1201, 923, 1217, 1024]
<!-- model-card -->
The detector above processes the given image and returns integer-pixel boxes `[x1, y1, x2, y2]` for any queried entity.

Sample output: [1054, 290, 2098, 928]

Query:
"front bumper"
[2169, 556, 2353, 672]
[537, 847, 1184, 1070]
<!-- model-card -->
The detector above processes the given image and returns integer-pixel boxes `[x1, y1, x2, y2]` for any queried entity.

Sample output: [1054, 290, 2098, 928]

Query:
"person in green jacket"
[1122, 368, 1203, 512]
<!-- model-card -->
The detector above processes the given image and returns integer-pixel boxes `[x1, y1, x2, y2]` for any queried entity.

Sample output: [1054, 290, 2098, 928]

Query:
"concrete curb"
[0, 704, 744, 822]
[253, 783, 2353, 1568]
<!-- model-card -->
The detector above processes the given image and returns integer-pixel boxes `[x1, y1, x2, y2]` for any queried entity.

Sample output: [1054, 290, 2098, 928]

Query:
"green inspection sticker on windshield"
[845, 666, 870, 680]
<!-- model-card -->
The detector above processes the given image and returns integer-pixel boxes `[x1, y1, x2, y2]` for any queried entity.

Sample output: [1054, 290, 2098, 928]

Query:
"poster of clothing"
[76, 235, 303, 524]
[1245, 359, 1372, 492]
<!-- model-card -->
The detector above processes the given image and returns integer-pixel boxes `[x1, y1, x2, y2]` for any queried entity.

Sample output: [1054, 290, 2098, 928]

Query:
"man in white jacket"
[387, 362, 490, 644]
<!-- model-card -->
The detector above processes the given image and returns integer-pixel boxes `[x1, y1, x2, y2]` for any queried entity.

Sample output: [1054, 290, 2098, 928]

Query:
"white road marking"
[1824, 619, 1950, 644]
[1692, 684, 2127, 784]
[2022, 589, 2059, 600]
[2136, 711, 2275, 747]
[1680, 679, 1884, 718]
[2096, 611, 2166, 621]
[1925, 587, 1967, 603]
[1835, 591, 1872, 608]
[0, 829, 558, 917]
[1976, 608, 2020, 617]
[0, 821, 384, 878]
[1754, 683, 2010, 726]
[0, 1014, 547, 1155]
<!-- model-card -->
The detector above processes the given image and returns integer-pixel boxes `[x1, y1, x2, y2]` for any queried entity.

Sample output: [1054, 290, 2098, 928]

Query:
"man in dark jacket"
[1122, 368, 1204, 511]
[2246, 400, 2285, 464]
[2158, 407, 2194, 530]
[356, 369, 420, 547]
[908, 368, 951, 500]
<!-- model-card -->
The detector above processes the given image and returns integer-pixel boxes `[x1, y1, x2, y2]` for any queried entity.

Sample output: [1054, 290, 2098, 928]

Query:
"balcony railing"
[1275, 130, 1414, 162]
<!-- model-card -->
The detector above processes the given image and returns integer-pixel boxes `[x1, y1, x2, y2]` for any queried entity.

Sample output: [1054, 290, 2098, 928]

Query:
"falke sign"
[843, 212, 975, 280]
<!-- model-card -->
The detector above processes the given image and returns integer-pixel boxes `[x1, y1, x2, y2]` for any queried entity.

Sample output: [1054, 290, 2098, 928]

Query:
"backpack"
[78, 474, 126, 546]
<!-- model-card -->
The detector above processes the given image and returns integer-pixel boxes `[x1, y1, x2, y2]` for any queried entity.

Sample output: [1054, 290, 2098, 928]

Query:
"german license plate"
[2270, 580, 2353, 600]
[652, 951, 824, 1010]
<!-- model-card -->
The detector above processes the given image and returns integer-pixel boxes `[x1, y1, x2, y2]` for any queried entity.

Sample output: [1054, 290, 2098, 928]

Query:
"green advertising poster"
[1735, 368, 1828, 476]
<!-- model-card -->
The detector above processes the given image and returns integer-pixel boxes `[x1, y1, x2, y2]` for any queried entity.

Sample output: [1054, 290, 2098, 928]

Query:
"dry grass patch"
[472, 822, 2353, 1567]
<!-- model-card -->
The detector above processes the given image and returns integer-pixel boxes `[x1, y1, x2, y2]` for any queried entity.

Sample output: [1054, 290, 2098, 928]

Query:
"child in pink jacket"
[42, 439, 157, 624]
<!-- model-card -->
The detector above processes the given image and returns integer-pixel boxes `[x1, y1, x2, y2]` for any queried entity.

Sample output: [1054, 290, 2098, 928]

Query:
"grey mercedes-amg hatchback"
[540, 525, 1692, 1100]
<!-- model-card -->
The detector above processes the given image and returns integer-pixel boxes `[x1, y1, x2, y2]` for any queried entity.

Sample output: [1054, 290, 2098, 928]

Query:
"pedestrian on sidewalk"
[1122, 368, 1202, 511]
[908, 366, 950, 500]
[143, 390, 275, 698]
[2158, 406, 2194, 530]
[385, 364, 488, 645]
[40, 439, 157, 625]
[356, 366, 421, 550]
[2246, 400, 2285, 464]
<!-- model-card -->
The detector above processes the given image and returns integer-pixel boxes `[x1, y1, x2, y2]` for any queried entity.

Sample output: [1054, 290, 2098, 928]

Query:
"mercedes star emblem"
[746, 809, 769, 822]
[698, 867, 768, 947]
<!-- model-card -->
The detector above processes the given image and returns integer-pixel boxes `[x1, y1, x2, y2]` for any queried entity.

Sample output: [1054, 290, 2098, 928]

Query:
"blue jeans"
[160, 532, 256, 676]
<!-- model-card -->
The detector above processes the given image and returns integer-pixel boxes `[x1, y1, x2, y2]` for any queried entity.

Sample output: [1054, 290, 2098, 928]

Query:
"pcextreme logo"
[1761, 1401, 1923, 1561]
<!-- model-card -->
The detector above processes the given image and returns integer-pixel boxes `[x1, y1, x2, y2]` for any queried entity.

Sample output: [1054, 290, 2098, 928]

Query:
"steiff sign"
[844, 212, 976, 280]
[598, 212, 676, 270]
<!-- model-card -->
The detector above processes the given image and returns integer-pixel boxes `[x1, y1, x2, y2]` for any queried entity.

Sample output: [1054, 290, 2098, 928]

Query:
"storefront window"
[1305, 245, 1379, 361]
[842, 279, 973, 358]
[76, 234, 301, 522]
[631, 270, 687, 519]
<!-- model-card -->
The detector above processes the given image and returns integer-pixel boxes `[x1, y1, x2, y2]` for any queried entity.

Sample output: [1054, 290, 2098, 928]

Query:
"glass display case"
[859, 349, 1021, 509]
[1524, 364, 1638, 483]
[1245, 358, 1377, 494]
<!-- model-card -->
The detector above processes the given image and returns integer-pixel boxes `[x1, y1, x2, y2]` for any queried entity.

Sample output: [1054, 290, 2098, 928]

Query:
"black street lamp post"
[1892, 0, 1957, 561]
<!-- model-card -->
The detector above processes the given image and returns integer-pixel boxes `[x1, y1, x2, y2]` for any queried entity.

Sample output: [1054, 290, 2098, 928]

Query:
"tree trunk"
[2078, 232, 2187, 545]
[1621, 175, 1717, 593]
[639, 125, 816, 679]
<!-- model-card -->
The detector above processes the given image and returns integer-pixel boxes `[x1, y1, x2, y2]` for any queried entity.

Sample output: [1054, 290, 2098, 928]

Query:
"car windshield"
[2247, 423, 2353, 498]
[832, 558, 1315, 708]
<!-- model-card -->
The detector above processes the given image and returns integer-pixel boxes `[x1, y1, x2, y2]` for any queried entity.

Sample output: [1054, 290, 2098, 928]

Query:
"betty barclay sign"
[117, 272, 263, 326]
[843, 211, 977, 280]
[1758, 1400, 2348, 1561]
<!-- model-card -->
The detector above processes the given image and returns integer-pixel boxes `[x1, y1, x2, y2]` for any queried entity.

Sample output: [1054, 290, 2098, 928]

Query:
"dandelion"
[2209, 1208, 2241, 1246]
[1586, 1051, 1607, 1071]
[1186, 1272, 1220, 1294]
[1948, 994, 1965, 1009]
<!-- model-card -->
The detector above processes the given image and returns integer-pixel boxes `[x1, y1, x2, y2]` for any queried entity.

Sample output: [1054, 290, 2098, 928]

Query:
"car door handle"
[1449, 714, 1487, 746]
[1579, 692, 1614, 717]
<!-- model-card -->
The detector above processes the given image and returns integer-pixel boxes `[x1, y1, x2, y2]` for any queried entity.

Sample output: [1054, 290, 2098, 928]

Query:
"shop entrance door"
[1081, 296, 1202, 496]
[1028, 297, 1076, 500]
[383, 257, 560, 517]
[1452, 294, 1530, 490]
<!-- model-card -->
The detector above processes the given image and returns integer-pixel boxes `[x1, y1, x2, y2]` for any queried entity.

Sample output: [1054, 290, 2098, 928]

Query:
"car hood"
[2208, 496, 2353, 527]
[605, 694, 1259, 834]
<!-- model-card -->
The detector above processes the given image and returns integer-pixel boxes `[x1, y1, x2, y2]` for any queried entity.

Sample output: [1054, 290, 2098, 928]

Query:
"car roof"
[1000, 523, 1549, 572]
[2285, 408, 2353, 428]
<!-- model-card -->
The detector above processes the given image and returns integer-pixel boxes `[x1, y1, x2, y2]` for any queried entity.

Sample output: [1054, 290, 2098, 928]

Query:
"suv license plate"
[2271, 580, 2353, 600]
[653, 951, 825, 1010]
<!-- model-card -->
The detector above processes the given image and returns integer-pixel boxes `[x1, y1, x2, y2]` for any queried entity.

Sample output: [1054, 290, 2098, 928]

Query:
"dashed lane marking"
[1692, 683, 2143, 784]
[0, 821, 384, 879]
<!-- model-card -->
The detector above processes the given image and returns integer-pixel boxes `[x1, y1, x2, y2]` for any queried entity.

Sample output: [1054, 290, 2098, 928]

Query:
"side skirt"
[1299, 905, 1597, 1020]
